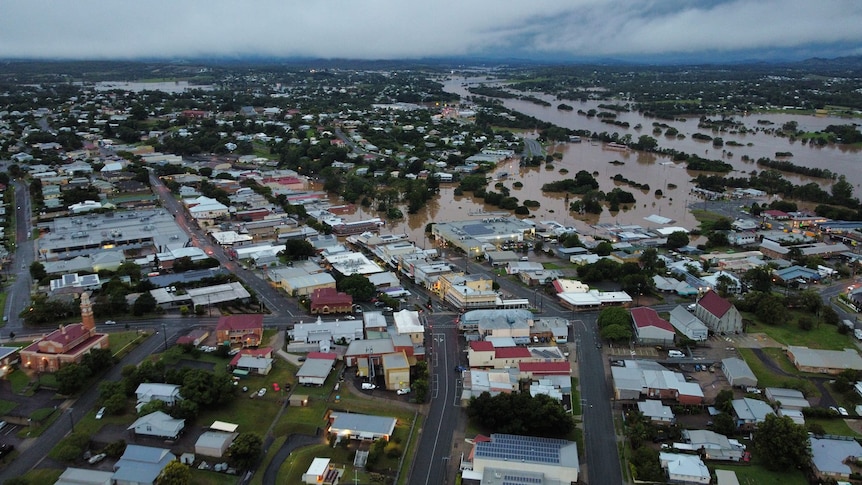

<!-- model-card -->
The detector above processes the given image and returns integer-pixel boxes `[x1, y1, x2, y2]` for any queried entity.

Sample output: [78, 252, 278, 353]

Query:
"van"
[668, 350, 685, 358]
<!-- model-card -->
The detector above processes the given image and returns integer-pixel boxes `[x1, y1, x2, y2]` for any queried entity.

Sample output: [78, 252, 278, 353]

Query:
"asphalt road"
[2, 179, 35, 336]
[409, 311, 460, 485]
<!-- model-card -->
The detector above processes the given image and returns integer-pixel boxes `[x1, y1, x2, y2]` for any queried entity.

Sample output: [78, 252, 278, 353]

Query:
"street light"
[161, 322, 167, 350]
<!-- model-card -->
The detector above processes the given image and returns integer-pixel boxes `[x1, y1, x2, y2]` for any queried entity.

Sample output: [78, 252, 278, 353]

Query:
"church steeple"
[80, 292, 95, 331]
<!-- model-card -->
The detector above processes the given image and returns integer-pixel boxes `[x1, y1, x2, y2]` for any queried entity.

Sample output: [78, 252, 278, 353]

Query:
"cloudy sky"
[2, 0, 860, 63]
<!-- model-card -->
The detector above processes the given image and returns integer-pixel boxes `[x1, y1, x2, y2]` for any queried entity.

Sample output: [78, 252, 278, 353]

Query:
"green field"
[745, 315, 855, 350]
[713, 461, 807, 485]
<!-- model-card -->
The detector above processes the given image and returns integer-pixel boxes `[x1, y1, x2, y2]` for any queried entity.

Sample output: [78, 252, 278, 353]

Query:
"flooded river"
[334, 76, 861, 244]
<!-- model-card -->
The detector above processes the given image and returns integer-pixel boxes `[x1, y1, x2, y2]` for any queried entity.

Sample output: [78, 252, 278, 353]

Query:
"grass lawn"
[745, 316, 854, 350]
[191, 469, 239, 485]
[278, 444, 376, 485]
[0, 400, 16, 415]
[7, 369, 30, 394]
[713, 461, 807, 485]
[109, 330, 150, 358]
[18, 468, 63, 484]
[808, 417, 860, 436]
[736, 348, 818, 397]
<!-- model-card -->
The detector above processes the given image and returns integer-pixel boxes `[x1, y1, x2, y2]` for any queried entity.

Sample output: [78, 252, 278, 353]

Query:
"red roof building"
[694, 290, 743, 334]
[518, 361, 571, 377]
[307, 351, 338, 361]
[470, 341, 494, 352]
[216, 314, 264, 348]
[310, 288, 353, 315]
[630, 307, 675, 345]
[229, 347, 273, 366]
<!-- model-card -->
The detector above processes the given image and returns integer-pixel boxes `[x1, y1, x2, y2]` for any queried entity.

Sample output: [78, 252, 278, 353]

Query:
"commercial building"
[461, 433, 579, 484]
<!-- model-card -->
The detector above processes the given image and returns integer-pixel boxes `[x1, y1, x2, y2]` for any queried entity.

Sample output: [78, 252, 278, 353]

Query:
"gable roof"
[470, 341, 494, 352]
[494, 347, 531, 359]
[810, 436, 862, 476]
[698, 290, 732, 318]
[518, 361, 571, 375]
[631, 307, 674, 332]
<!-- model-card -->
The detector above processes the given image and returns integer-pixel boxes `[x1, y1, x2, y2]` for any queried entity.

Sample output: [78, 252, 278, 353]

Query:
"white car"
[361, 383, 377, 390]
[839, 407, 849, 416]
[95, 407, 106, 420]
[396, 388, 411, 395]
[344, 315, 356, 320]
[88, 453, 106, 465]
[257, 388, 267, 397]
[104, 320, 116, 326]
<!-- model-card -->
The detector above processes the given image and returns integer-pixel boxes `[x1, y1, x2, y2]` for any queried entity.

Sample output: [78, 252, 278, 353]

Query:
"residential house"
[659, 452, 710, 484]
[638, 400, 675, 424]
[53, 468, 114, 485]
[136, 383, 182, 407]
[230, 347, 274, 376]
[731, 398, 774, 429]
[296, 352, 337, 386]
[327, 412, 397, 441]
[127, 411, 185, 440]
[679, 429, 745, 461]
[112, 445, 175, 485]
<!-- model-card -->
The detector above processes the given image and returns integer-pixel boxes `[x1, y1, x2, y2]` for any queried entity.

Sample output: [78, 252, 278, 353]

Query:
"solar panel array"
[475, 434, 562, 465]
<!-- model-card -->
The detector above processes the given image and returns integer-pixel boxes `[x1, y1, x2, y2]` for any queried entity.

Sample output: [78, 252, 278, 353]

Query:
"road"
[2, 179, 36, 338]
[409, 311, 460, 485]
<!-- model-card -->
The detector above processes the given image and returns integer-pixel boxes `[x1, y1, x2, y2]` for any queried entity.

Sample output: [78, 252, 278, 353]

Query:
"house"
[302, 457, 343, 485]
[721, 358, 757, 388]
[53, 468, 114, 485]
[230, 347, 274, 376]
[135, 383, 182, 407]
[659, 452, 710, 484]
[631, 307, 676, 346]
[638, 400, 675, 424]
[467, 341, 495, 368]
[693, 290, 743, 334]
[461, 433, 579, 484]
[669, 306, 708, 341]
[127, 411, 185, 440]
[176, 329, 210, 347]
[611, 360, 704, 404]
[810, 436, 862, 481]
[20, 293, 110, 372]
[731, 398, 774, 429]
[310, 287, 353, 315]
[679, 429, 745, 461]
[786, 346, 862, 375]
[327, 412, 397, 441]
[216, 314, 263, 348]
[297, 352, 338, 386]
[112, 445, 175, 485]
[195, 431, 238, 457]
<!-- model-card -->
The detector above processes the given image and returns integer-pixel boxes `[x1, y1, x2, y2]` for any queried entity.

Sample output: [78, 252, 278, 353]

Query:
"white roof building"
[660, 452, 710, 484]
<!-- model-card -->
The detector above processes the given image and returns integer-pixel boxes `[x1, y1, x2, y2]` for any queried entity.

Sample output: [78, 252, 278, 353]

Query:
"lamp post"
[161, 322, 167, 350]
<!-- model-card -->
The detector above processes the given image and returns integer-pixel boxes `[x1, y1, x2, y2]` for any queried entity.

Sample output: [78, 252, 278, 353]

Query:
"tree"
[752, 414, 811, 472]
[638, 248, 660, 275]
[228, 433, 263, 470]
[666, 231, 689, 249]
[158, 460, 191, 485]
[337, 274, 376, 302]
[56, 363, 90, 395]
[29, 261, 47, 281]
[742, 267, 773, 293]
[133, 292, 158, 316]
[595, 241, 613, 256]
[712, 413, 736, 437]
[756, 294, 788, 325]
[180, 369, 234, 407]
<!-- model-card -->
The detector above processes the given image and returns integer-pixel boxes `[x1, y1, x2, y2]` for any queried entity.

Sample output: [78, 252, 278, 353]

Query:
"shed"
[290, 394, 309, 407]
[721, 358, 757, 388]
[194, 431, 238, 457]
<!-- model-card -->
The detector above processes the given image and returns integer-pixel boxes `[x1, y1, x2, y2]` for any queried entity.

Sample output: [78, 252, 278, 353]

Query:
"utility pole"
[161, 322, 167, 350]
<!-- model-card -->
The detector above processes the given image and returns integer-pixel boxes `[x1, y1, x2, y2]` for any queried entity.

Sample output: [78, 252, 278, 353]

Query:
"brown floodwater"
[326, 76, 862, 244]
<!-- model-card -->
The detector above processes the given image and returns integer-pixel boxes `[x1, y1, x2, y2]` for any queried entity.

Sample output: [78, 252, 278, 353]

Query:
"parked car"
[839, 407, 849, 416]
[88, 453, 106, 465]
[272, 383, 280, 392]
[361, 383, 377, 390]
[95, 407, 106, 420]
[104, 320, 116, 326]
[257, 388, 267, 397]
[454, 365, 467, 372]
[829, 406, 840, 414]
[0, 444, 13, 458]
[397, 388, 411, 395]
[344, 315, 356, 320]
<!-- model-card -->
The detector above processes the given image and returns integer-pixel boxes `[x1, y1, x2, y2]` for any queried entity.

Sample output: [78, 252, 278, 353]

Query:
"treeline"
[755, 157, 836, 179]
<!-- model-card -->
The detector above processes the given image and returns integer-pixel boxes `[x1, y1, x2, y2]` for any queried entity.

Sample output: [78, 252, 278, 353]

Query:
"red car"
[272, 382, 280, 392]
